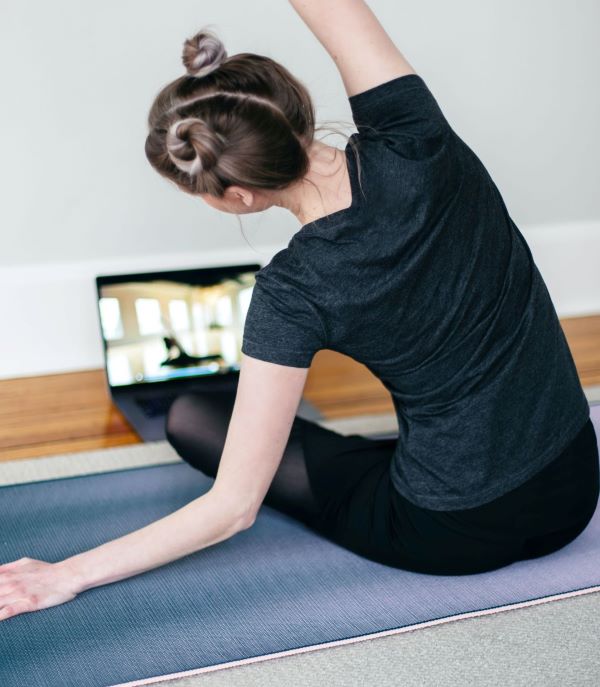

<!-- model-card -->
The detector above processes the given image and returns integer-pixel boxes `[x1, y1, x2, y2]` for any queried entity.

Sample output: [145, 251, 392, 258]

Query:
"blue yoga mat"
[2, 404, 600, 687]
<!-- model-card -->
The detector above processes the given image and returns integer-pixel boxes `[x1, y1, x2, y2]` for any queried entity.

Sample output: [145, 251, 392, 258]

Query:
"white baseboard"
[519, 220, 600, 319]
[0, 244, 282, 381]
[1, 221, 599, 381]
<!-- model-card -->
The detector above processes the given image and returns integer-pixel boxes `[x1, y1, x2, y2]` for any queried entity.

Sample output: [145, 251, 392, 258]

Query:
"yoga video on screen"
[97, 270, 256, 386]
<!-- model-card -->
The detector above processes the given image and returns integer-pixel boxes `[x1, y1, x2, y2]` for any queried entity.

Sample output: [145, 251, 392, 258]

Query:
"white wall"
[1, 0, 599, 378]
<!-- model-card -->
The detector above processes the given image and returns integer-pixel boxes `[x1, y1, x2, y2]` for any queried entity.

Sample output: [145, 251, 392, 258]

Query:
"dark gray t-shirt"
[241, 73, 590, 510]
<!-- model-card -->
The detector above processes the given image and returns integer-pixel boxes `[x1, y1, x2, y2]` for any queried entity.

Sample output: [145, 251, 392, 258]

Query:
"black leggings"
[165, 387, 599, 576]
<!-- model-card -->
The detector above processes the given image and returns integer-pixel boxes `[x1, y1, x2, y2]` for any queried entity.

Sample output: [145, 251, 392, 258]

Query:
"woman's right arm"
[288, 0, 416, 97]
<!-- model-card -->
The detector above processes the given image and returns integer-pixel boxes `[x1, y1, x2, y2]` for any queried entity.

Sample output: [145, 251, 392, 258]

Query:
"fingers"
[0, 559, 43, 621]
[0, 597, 34, 622]
[0, 558, 78, 621]
[0, 559, 28, 595]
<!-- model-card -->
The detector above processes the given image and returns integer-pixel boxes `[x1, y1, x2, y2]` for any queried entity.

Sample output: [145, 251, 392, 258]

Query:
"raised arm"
[288, 0, 416, 97]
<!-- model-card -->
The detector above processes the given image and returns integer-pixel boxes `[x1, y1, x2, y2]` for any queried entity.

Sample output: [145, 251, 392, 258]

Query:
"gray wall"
[2, 0, 599, 268]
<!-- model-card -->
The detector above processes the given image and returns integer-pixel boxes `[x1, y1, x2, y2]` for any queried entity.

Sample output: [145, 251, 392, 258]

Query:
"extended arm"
[64, 353, 309, 590]
[0, 353, 309, 619]
[288, 0, 416, 97]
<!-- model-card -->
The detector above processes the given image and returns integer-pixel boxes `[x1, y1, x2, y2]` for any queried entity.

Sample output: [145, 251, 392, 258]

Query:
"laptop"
[95, 263, 323, 441]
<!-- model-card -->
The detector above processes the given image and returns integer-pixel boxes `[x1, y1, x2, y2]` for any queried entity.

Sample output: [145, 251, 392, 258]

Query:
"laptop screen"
[96, 264, 261, 388]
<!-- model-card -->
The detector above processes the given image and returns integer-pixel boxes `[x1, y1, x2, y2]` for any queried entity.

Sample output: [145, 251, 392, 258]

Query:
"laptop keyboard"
[134, 379, 238, 419]
[135, 393, 180, 418]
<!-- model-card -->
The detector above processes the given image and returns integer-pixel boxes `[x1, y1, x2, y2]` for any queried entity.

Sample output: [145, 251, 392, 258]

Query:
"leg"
[165, 390, 322, 526]
[165, 389, 409, 568]
[518, 417, 600, 560]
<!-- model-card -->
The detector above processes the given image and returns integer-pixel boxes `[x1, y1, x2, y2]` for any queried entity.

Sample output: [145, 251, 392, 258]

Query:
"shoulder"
[242, 245, 328, 367]
[254, 245, 301, 290]
[348, 73, 454, 162]
[252, 245, 319, 311]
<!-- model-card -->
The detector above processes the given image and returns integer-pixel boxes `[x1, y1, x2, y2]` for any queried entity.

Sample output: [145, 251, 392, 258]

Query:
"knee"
[165, 393, 208, 459]
[164, 392, 228, 474]
[165, 393, 193, 446]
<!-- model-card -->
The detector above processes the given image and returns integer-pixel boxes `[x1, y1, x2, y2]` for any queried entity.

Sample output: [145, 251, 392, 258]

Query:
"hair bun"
[166, 118, 226, 177]
[182, 29, 227, 78]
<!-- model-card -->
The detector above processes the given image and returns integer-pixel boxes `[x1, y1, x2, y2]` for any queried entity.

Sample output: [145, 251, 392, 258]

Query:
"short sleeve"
[349, 74, 451, 159]
[241, 261, 326, 368]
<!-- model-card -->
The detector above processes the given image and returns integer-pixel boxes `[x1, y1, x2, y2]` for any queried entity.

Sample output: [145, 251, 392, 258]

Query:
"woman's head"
[144, 28, 318, 215]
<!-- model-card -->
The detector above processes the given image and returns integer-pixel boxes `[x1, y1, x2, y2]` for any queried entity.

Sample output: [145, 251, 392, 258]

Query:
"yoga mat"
[1, 403, 599, 687]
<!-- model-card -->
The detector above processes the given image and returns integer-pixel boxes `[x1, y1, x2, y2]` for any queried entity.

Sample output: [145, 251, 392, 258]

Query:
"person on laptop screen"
[159, 316, 224, 370]
[2, 1, 597, 620]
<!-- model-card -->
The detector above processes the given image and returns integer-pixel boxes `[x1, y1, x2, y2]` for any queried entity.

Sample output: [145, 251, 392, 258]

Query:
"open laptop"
[95, 263, 323, 441]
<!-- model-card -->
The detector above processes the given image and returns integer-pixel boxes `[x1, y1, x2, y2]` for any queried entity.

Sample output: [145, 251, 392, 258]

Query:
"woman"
[1, 0, 598, 621]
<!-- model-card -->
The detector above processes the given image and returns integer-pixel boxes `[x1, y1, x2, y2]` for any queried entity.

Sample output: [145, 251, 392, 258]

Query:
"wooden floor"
[1, 314, 599, 463]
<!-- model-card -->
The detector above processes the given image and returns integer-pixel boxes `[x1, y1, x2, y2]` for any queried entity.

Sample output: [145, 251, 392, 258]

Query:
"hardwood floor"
[0, 314, 598, 463]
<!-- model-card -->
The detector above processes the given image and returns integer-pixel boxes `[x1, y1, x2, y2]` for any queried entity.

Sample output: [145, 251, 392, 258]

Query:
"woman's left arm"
[0, 353, 309, 621]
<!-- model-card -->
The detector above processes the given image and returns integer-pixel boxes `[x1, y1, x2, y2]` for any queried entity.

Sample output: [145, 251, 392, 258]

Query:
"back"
[241, 74, 590, 510]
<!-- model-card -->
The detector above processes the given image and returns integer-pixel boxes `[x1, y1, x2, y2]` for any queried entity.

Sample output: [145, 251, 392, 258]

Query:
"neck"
[274, 139, 351, 226]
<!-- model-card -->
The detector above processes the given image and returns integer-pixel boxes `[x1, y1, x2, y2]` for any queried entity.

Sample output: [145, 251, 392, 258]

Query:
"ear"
[224, 185, 254, 208]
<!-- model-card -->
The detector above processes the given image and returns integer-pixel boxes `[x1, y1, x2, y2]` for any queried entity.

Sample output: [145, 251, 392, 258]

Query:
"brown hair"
[144, 27, 362, 206]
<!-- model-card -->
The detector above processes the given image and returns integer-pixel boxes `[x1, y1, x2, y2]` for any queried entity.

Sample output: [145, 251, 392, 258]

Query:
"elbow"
[211, 487, 258, 535]
[229, 507, 257, 535]
[238, 509, 257, 532]
[236, 497, 259, 531]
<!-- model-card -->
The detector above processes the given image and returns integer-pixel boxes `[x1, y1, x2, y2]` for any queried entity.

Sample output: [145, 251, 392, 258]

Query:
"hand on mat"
[0, 557, 81, 622]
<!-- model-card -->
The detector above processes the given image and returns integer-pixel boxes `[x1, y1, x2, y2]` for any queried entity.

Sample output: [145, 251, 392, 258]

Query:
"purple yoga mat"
[0, 404, 599, 687]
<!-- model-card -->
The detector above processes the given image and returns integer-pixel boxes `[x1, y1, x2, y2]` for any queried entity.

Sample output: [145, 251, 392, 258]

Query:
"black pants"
[165, 387, 599, 576]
